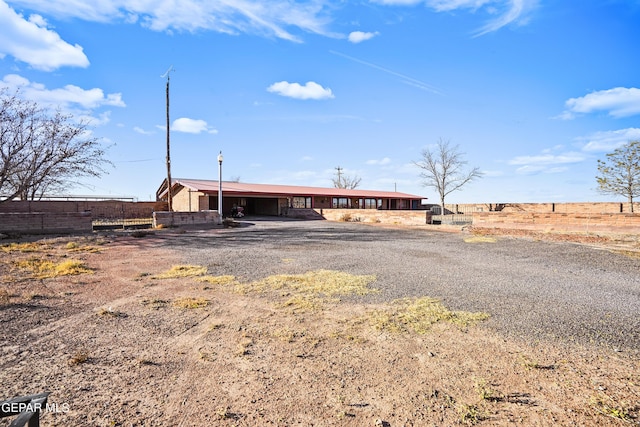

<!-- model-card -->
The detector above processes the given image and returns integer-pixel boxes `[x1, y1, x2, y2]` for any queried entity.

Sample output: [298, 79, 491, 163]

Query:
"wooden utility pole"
[163, 66, 173, 211]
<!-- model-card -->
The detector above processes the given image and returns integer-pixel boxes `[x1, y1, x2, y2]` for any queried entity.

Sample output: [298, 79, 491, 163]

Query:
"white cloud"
[560, 87, 640, 119]
[370, 0, 536, 35]
[366, 157, 392, 165]
[348, 31, 379, 43]
[134, 126, 155, 135]
[509, 152, 585, 166]
[1, 74, 125, 112]
[6, 0, 335, 42]
[267, 81, 334, 100]
[508, 148, 585, 175]
[0, 0, 89, 71]
[171, 117, 218, 134]
[577, 128, 640, 152]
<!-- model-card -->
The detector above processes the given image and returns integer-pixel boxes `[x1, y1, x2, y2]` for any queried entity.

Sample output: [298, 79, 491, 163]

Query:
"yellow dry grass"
[1, 242, 48, 253]
[231, 270, 378, 312]
[13, 258, 93, 278]
[0, 288, 10, 304]
[367, 297, 490, 334]
[152, 265, 207, 279]
[173, 297, 209, 309]
[464, 236, 497, 243]
[197, 275, 237, 286]
[238, 269, 378, 297]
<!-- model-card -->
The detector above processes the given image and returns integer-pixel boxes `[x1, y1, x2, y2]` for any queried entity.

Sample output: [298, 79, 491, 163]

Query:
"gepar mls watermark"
[1, 401, 70, 414]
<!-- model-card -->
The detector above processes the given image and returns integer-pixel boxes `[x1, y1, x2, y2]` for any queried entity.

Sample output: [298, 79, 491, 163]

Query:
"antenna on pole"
[162, 66, 174, 212]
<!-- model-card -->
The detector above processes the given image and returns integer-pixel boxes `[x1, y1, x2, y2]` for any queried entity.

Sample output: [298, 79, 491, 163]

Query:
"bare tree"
[414, 138, 482, 215]
[0, 89, 110, 202]
[596, 140, 640, 213]
[332, 166, 361, 189]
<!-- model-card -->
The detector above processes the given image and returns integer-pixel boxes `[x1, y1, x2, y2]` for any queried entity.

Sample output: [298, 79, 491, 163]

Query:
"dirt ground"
[0, 226, 639, 426]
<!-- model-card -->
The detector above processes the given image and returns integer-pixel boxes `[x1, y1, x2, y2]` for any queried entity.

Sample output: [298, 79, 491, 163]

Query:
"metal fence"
[429, 204, 478, 225]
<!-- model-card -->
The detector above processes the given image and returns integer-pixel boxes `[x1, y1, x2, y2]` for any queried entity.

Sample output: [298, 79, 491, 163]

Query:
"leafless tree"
[332, 166, 361, 189]
[596, 140, 640, 212]
[414, 138, 482, 214]
[0, 89, 110, 202]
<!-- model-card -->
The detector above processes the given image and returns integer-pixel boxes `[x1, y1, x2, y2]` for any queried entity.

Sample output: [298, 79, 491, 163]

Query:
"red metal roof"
[168, 178, 425, 200]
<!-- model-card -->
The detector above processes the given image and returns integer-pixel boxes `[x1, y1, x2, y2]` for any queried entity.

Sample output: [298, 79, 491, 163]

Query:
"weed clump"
[13, 258, 93, 278]
[368, 297, 489, 334]
[152, 265, 207, 279]
[173, 297, 209, 309]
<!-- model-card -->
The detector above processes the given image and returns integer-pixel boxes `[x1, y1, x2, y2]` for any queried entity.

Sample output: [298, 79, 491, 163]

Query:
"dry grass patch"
[464, 236, 497, 243]
[152, 265, 207, 279]
[368, 297, 490, 334]
[233, 270, 378, 312]
[0, 288, 10, 304]
[1, 242, 49, 253]
[68, 351, 89, 366]
[239, 269, 378, 297]
[173, 297, 209, 309]
[65, 241, 101, 253]
[97, 307, 126, 317]
[197, 275, 237, 286]
[13, 258, 93, 278]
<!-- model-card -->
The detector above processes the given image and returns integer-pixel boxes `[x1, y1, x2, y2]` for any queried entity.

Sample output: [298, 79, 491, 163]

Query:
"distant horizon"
[1, 1, 639, 204]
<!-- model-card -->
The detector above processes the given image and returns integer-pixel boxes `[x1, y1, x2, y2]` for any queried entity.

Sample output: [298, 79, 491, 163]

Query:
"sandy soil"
[0, 227, 639, 426]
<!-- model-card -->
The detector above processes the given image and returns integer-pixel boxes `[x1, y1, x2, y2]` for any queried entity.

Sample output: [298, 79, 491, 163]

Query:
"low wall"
[312, 209, 431, 225]
[451, 202, 639, 214]
[0, 212, 92, 234]
[0, 201, 159, 219]
[153, 211, 220, 228]
[473, 212, 640, 235]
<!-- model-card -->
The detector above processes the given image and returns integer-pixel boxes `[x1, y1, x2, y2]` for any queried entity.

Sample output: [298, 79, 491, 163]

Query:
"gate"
[430, 204, 476, 225]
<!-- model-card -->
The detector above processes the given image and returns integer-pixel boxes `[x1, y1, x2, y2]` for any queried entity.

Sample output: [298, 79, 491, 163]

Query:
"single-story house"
[157, 178, 426, 216]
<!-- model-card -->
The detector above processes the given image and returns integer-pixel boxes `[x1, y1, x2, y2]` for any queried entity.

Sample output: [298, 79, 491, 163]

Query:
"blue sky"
[2, 0, 640, 203]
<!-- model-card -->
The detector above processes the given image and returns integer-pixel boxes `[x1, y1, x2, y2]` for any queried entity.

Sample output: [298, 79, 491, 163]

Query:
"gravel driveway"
[164, 217, 640, 353]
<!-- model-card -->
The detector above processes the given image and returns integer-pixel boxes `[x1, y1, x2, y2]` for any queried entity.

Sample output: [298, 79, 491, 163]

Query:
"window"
[332, 197, 351, 208]
[292, 197, 311, 208]
[364, 198, 379, 209]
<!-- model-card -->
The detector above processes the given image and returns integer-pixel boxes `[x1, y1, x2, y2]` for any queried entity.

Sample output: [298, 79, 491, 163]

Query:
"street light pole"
[217, 151, 223, 224]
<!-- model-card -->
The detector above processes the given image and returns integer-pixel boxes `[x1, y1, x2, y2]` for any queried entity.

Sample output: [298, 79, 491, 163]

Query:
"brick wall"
[473, 212, 640, 234]
[153, 211, 220, 228]
[451, 202, 639, 214]
[0, 212, 92, 234]
[0, 201, 158, 219]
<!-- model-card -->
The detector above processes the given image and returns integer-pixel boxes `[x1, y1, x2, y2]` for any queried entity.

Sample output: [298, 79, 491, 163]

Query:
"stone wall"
[0, 212, 93, 234]
[153, 210, 220, 228]
[473, 212, 640, 235]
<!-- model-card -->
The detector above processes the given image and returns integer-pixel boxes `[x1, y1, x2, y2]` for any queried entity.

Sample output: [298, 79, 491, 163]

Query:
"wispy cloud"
[559, 87, 640, 120]
[371, 0, 537, 36]
[134, 126, 155, 135]
[267, 81, 334, 100]
[348, 30, 379, 43]
[577, 128, 640, 152]
[330, 50, 442, 95]
[5, 0, 335, 42]
[1, 74, 125, 120]
[508, 148, 585, 175]
[366, 157, 392, 165]
[171, 117, 218, 134]
[0, 0, 89, 70]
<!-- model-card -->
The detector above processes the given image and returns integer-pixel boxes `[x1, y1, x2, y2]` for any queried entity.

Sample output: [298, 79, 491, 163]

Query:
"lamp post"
[217, 151, 223, 224]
